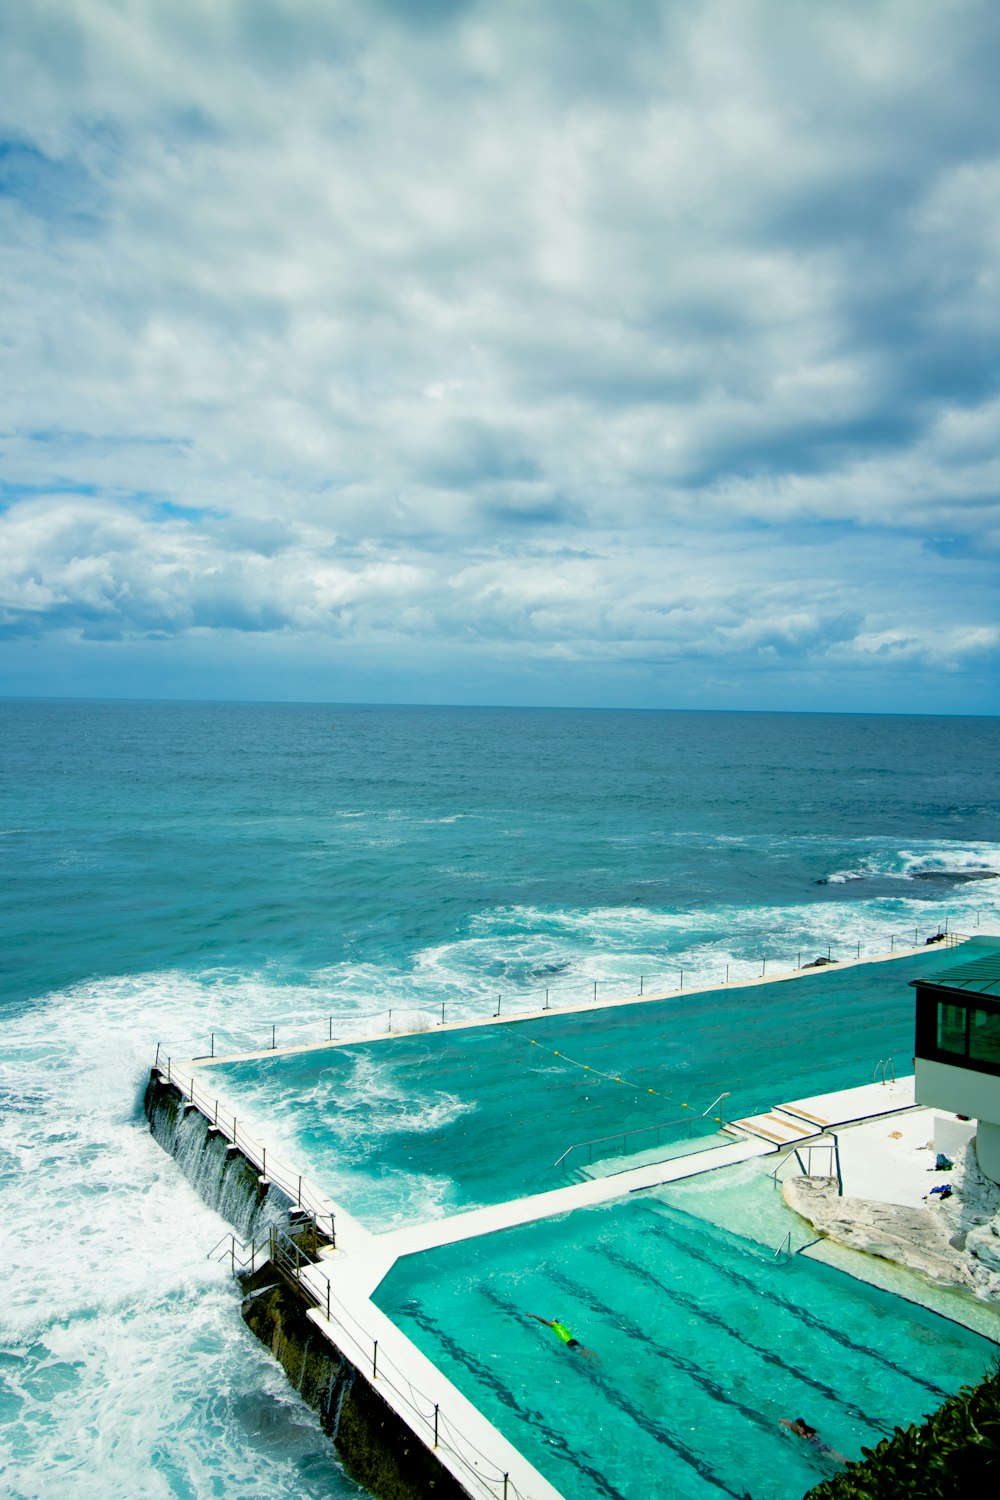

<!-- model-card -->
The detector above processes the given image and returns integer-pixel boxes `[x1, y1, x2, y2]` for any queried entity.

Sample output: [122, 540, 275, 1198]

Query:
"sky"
[1, 0, 998, 714]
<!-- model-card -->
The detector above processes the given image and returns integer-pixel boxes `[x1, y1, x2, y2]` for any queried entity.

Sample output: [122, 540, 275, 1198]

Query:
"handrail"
[873, 1056, 896, 1085]
[770, 1133, 844, 1198]
[247, 1223, 527, 1500]
[553, 1091, 731, 1170]
[773, 1231, 791, 1260]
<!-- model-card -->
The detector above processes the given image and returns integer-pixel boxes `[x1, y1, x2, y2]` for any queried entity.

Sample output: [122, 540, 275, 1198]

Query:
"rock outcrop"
[782, 1176, 977, 1289]
[783, 1140, 1000, 1302]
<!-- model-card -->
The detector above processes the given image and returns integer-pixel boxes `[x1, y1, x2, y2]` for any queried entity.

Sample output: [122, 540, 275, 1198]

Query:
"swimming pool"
[205, 945, 973, 1229]
[374, 1191, 997, 1500]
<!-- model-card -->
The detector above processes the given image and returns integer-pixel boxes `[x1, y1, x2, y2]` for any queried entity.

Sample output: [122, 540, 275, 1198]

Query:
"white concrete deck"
[731, 1076, 919, 1145]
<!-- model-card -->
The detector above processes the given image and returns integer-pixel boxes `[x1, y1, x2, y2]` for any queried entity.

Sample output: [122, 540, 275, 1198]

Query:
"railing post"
[328, 1015, 333, 1041]
[639, 975, 644, 995]
[271, 1024, 276, 1050]
[725, 965, 729, 984]
[330, 1213, 336, 1247]
[503, 1474, 509, 1499]
[593, 981, 597, 1002]
[544, 988, 550, 1009]
[326, 1279, 330, 1319]
[297, 1175, 302, 1207]
[372, 1340, 378, 1379]
[441, 1002, 445, 1025]
[761, 959, 766, 979]
[495, 994, 501, 1017]
[167, 1056, 171, 1082]
[210, 1032, 215, 1058]
[433, 1403, 439, 1448]
[155, 1042, 161, 1069]
[388, 1009, 392, 1031]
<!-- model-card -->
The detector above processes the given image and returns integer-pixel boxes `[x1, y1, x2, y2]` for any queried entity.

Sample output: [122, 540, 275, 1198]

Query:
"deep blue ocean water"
[1, 700, 998, 1497]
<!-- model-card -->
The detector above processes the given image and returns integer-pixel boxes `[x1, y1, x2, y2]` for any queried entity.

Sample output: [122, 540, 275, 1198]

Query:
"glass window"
[968, 1008, 1000, 1067]
[936, 1003, 967, 1056]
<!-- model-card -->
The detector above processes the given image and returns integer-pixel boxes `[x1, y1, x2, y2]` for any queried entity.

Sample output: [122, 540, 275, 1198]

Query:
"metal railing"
[771, 1133, 844, 1197]
[175, 927, 972, 1062]
[152, 1058, 337, 1247]
[553, 1091, 732, 1172]
[212, 1220, 525, 1500]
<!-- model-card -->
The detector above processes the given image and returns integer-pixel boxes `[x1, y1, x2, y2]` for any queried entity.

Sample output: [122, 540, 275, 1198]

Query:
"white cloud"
[0, 0, 998, 707]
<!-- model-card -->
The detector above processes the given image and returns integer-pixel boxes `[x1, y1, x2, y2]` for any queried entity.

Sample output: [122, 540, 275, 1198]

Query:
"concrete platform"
[730, 1076, 919, 1145]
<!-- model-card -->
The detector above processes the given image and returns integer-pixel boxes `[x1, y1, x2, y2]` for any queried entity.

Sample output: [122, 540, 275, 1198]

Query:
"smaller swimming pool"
[375, 1190, 997, 1500]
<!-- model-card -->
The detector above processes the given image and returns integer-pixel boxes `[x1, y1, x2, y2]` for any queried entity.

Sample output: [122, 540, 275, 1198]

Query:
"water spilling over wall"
[143, 1070, 293, 1241]
[143, 1068, 471, 1500]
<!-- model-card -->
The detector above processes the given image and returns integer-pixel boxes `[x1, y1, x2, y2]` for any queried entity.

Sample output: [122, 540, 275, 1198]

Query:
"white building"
[913, 946, 1000, 1185]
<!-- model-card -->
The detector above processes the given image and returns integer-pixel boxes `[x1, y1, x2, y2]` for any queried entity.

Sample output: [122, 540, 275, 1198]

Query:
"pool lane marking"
[479, 1285, 747, 1500]
[401, 1303, 631, 1500]
[536, 1272, 780, 1494]
[646, 1203, 954, 1402]
[601, 1242, 892, 1436]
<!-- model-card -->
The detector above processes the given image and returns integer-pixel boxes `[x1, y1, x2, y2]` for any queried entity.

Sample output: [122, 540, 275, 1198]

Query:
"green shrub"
[805, 1364, 1000, 1499]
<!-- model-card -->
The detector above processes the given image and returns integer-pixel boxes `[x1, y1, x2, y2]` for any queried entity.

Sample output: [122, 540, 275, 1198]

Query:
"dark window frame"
[914, 982, 1000, 1080]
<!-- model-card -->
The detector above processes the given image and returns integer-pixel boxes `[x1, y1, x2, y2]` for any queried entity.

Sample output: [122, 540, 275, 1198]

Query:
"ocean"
[1, 700, 998, 1497]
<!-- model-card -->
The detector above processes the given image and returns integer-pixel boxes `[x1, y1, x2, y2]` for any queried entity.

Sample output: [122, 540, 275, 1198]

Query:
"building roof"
[912, 950, 1000, 998]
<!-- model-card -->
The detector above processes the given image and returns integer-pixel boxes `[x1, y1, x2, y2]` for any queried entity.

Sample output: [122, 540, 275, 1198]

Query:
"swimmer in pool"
[780, 1417, 846, 1463]
[528, 1314, 600, 1364]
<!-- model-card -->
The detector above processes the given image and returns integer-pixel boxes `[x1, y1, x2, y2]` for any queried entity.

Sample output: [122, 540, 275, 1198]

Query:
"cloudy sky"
[1, 0, 998, 712]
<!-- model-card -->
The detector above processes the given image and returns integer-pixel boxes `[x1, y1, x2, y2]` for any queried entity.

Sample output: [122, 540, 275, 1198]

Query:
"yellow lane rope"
[528, 1038, 691, 1107]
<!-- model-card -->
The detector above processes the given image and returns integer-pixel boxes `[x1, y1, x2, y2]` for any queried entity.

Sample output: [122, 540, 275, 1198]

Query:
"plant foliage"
[805, 1364, 1000, 1499]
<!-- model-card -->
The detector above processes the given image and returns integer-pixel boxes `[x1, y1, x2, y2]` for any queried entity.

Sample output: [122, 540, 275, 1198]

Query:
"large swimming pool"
[205, 944, 973, 1228]
[374, 1188, 997, 1500]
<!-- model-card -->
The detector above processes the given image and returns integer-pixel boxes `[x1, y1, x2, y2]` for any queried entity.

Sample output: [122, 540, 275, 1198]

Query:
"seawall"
[143, 1070, 474, 1500]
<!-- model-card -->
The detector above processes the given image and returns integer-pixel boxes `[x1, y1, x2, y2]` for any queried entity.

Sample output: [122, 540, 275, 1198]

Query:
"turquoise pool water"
[375, 1193, 997, 1500]
[206, 944, 978, 1229]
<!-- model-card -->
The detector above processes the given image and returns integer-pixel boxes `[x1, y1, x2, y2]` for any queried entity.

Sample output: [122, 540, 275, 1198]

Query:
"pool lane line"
[400, 1303, 631, 1500]
[600, 1243, 891, 1437]
[543, 1267, 814, 1484]
[480, 1285, 749, 1500]
[644, 1207, 954, 1403]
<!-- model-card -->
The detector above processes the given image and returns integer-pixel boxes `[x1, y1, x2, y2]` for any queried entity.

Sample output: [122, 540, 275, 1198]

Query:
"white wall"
[916, 1058, 1000, 1185]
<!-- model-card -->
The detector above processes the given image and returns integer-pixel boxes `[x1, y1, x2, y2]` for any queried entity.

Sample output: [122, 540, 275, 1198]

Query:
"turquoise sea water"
[2, 701, 999, 1496]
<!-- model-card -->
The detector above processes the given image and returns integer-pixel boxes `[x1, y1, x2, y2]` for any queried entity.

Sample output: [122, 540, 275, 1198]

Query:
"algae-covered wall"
[243, 1279, 468, 1500]
[143, 1071, 292, 1239]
